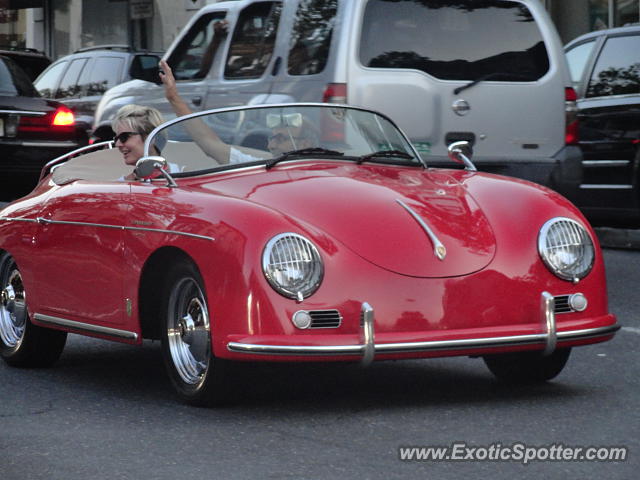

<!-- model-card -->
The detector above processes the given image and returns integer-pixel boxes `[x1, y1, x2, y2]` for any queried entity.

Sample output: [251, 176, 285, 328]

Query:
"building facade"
[1, 0, 639, 61]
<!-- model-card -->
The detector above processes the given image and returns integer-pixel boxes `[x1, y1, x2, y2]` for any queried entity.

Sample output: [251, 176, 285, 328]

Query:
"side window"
[586, 34, 640, 98]
[565, 40, 597, 88]
[86, 57, 124, 96]
[56, 58, 88, 99]
[359, 0, 549, 82]
[224, 2, 282, 79]
[167, 12, 227, 80]
[287, 0, 337, 76]
[33, 61, 68, 98]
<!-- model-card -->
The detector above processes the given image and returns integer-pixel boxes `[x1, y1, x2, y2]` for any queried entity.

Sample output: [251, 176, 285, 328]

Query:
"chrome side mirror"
[447, 141, 477, 172]
[134, 156, 177, 187]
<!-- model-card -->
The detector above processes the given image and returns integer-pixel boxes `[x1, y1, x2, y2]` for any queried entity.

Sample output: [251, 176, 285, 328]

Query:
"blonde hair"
[111, 105, 164, 137]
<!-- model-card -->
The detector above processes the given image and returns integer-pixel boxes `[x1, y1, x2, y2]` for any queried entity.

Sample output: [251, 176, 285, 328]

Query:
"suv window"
[57, 58, 88, 99]
[86, 56, 124, 96]
[586, 34, 640, 98]
[0, 57, 38, 97]
[168, 12, 227, 80]
[287, 0, 337, 76]
[34, 61, 68, 98]
[224, 2, 282, 79]
[359, 0, 549, 82]
[565, 39, 597, 87]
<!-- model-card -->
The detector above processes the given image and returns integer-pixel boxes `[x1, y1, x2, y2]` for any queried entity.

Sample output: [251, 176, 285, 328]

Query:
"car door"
[203, 1, 283, 111]
[573, 32, 640, 219]
[31, 181, 129, 327]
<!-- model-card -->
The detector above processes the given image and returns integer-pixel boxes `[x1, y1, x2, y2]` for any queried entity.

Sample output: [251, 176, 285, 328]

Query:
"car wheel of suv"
[483, 348, 571, 384]
[160, 260, 232, 406]
[0, 252, 67, 367]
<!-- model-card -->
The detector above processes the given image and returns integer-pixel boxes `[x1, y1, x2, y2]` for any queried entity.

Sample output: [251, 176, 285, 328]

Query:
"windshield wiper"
[357, 150, 414, 164]
[265, 147, 344, 170]
[453, 72, 538, 95]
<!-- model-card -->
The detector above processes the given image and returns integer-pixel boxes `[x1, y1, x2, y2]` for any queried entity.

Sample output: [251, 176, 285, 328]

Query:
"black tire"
[0, 252, 67, 367]
[160, 259, 232, 406]
[483, 348, 571, 384]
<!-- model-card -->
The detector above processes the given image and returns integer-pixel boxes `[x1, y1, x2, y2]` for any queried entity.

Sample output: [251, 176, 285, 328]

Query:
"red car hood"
[201, 163, 496, 278]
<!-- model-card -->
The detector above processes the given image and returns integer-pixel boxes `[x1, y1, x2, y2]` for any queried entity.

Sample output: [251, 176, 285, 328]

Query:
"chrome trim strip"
[582, 160, 629, 167]
[34, 218, 214, 241]
[580, 184, 633, 190]
[360, 302, 375, 366]
[34, 313, 138, 341]
[0, 216, 38, 223]
[226, 325, 619, 357]
[0, 110, 46, 116]
[396, 199, 447, 261]
[541, 291, 557, 355]
[19, 141, 78, 147]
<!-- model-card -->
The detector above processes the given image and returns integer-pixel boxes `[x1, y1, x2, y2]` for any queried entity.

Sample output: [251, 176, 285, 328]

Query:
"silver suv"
[94, 0, 581, 195]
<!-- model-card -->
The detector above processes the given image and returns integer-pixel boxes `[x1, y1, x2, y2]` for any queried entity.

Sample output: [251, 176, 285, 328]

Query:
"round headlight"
[538, 217, 594, 282]
[262, 233, 323, 300]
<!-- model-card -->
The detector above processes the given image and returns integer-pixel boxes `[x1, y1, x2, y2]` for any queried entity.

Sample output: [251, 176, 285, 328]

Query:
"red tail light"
[320, 83, 347, 144]
[52, 107, 75, 126]
[19, 106, 75, 133]
[322, 83, 347, 104]
[565, 87, 579, 145]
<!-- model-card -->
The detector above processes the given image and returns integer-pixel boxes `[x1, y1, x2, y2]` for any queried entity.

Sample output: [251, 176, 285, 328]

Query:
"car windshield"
[144, 104, 422, 175]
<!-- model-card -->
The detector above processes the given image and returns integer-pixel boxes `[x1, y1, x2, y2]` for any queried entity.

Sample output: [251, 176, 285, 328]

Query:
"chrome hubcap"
[0, 268, 27, 348]
[167, 278, 211, 386]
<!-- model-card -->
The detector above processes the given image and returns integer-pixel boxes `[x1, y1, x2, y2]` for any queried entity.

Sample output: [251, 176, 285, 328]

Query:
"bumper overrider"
[227, 292, 619, 365]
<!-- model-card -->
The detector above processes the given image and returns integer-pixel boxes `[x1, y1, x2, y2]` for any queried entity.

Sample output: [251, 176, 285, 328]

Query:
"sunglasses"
[114, 131, 141, 144]
[266, 113, 302, 129]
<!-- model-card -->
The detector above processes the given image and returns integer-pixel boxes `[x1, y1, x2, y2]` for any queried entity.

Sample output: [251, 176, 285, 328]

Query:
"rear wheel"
[483, 348, 571, 384]
[0, 252, 67, 367]
[160, 260, 231, 406]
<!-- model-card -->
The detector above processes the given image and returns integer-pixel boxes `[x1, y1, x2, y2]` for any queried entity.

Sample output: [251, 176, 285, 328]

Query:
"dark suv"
[34, 45, 162, 135]
[565, 25, 640, 226]
[0, 46, 51, 81]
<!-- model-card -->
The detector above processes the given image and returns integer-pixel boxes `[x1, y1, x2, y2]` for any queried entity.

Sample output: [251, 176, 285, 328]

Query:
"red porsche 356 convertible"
[0, 103, 618, 405]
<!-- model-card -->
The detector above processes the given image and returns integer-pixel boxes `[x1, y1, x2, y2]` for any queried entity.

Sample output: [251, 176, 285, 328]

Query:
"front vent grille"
[554, 295, 572, 314]
[309, 310, 342, 329]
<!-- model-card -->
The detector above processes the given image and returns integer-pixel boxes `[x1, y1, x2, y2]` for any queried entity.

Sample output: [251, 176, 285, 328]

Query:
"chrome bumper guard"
[227, 293, 619, 364]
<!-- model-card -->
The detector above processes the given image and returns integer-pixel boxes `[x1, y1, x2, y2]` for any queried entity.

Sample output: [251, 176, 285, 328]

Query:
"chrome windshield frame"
[143, 102, 427, 170]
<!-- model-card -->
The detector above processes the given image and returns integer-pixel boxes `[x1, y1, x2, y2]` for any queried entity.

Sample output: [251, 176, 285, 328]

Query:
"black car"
[565, 25, 640, 227]
[33, 45, 162, 136]
[0, 55, 86, 201]
[0, 46, 51, 82]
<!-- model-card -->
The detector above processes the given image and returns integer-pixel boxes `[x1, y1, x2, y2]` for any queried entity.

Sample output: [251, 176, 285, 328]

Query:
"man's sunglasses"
[266, 113, 302, 129]
[113, 132, 141, 144]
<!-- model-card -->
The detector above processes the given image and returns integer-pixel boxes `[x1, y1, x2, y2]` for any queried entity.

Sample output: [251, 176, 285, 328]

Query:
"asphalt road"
[1, 248, 639, 479]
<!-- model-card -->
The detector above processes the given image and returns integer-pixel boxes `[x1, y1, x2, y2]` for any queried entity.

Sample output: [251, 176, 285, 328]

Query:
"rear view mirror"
[129, 54, 162, 84]
[447, 141, 477, 171]
[135, 156, 177, 187]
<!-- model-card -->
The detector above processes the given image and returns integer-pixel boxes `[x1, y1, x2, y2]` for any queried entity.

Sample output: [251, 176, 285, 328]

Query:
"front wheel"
[160, 260, 231, 406]
[0, 252, 67, 367]
[483, 348, 571, 384]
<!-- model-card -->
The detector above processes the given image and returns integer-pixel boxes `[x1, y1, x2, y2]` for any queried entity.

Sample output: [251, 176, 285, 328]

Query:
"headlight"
[262, 233, 323, 300]
[538, 217, 594, 282]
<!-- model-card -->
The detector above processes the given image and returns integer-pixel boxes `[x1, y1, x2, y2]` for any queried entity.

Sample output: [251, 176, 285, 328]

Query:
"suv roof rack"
[74, 44, 134, 53]
[0, 45, 47, 54]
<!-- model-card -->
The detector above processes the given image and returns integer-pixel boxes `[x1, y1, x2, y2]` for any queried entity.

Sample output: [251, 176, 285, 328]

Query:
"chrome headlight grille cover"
[538, 217, 594, 282]
[262, 233, 323, 300]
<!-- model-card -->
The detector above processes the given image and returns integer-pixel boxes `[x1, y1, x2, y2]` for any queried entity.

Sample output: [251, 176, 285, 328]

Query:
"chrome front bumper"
[227, 293, 619, 365]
